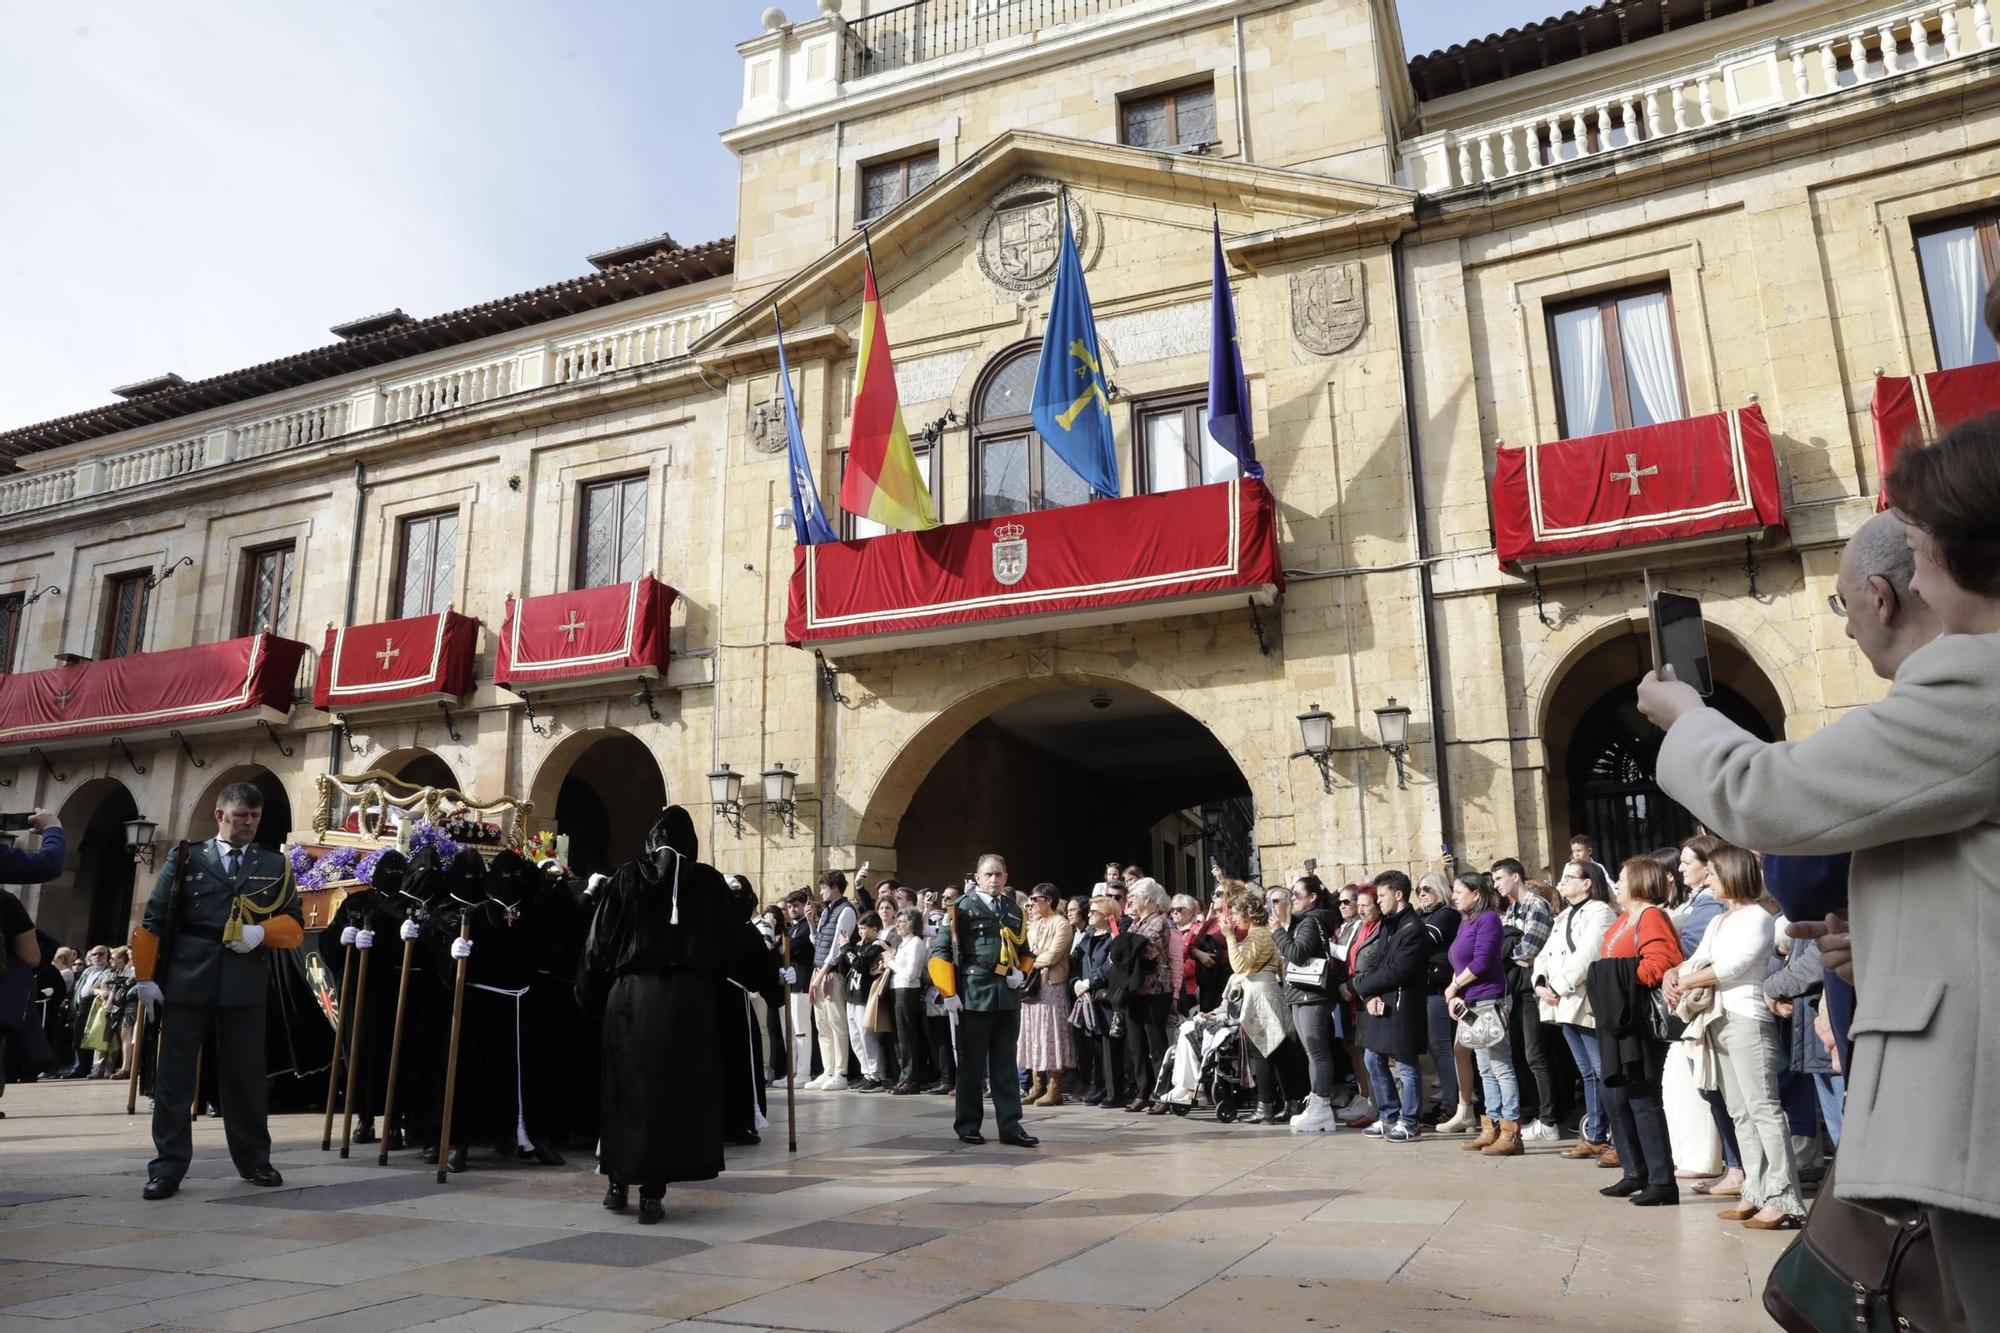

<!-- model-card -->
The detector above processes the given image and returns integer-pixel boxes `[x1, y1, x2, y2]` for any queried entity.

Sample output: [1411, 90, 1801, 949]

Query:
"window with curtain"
[1915, 213, 2000, 371]
[840, 444, 935, 539]
[1120, 81, 1218, 151]
[237, 543, 295, 637]
[1548, 284, 1687, 439]
[0, 593, 21, 673]
[394, 510, 458, 617]
[577, 474, 648, 588]
[972, 346, 1108, 517]
[1137, 392, 1237, 493]
[859, 149, 939, 222]
[100, 572, 151, 659]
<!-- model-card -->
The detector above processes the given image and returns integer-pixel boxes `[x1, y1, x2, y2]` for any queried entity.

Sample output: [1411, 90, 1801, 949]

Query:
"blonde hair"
[1226, 883, 1266, 925]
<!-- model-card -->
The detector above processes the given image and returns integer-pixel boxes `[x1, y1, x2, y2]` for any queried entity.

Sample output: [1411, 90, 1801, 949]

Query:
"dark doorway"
[46, 780, 141, 953]
[895, 684, 1254, 895]
[1565, 678, 1775, 870]
[549, 732, 666, 880]
[391, 752, 461, 793]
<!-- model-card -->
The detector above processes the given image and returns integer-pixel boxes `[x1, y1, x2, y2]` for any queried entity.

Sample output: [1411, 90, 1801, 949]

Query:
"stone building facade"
[3, 0, 1996, 940]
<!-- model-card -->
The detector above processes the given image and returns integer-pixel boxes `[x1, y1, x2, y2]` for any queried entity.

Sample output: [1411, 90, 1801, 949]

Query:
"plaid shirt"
[1504, 892, 1554, 965]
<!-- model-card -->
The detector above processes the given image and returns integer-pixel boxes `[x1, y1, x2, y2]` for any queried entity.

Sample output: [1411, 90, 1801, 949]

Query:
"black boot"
[1630, 1183, 1680, 1207]
[352, 1117, 377, 1145]
[420, 1144, 439, 1165]
[1600, 1176, 1644, 1197]
[603, 1181, 629, 1212]
[529, 1142, 566, 1166]
[638, 1193, 664, 1225]
[387, 1126, 407, 1151]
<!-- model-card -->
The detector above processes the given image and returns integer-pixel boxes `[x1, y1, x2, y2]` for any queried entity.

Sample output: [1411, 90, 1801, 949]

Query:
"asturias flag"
[775, 305, 838, 545]
[840, 257, 939, 532]
[1206, 211, 1262, 480]
[1030, 208, 1120, 499]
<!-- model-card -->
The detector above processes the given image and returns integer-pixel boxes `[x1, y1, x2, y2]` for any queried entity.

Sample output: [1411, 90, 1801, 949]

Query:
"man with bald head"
[1831, 510, 1942, 682]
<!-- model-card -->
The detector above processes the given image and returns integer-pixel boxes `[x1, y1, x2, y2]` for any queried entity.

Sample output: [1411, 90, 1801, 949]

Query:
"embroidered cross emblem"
[1610, 452, 1660, 497]
[52, 687, 74, 708]
[374, 643, 401, 670]
[557, 610, 588, 644]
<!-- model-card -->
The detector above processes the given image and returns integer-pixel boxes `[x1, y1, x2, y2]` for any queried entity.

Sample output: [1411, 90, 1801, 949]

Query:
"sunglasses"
[1337, 898, 1354, 907]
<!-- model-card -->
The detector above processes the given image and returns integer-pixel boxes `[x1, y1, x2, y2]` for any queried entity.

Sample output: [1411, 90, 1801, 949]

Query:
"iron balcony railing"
[841, 0, 1137, 80]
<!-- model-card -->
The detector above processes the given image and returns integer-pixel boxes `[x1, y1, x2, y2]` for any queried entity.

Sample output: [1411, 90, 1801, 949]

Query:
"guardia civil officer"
[930, 854, 1039, 1148]
[130, 782, 303, 1200]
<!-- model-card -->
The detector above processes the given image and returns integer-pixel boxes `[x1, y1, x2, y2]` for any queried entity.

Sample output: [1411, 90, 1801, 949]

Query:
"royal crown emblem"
[991, 522, 1028, 586]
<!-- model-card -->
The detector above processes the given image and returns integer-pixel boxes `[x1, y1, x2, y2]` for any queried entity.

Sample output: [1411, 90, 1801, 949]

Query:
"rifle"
[781, 931, 797, 1154]
[376, 910, 420, 1167]
[435, 914, 471, 1185]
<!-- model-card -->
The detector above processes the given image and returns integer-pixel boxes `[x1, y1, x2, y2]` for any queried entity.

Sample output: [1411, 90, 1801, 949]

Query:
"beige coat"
[1657, 632, 2000, 1219]
[1027, 913, 1072, 991]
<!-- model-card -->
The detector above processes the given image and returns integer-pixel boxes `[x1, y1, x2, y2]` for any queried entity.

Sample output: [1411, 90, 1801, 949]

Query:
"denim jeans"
[1363, 1048, 1422, 1123]
[1813, 1072, 1844, 1146]
[1472, 1000, 1521, 1121]
[1426, 994, 1460, 1108]
[1558, 1022, 1606, 1144]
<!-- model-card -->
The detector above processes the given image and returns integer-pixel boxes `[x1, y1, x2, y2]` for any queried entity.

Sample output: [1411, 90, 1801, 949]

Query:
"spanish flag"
[840, 257, 939, 532]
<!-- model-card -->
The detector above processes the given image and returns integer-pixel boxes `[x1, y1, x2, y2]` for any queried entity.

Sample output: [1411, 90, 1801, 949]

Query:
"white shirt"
[889, 936, 928, 988]
[1685, 906, 1779, 1022]
[213, 837, 250, 874]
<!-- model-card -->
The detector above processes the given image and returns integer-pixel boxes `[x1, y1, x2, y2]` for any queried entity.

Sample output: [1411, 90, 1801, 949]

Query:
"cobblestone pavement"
[0, 1079, 1789, 1331]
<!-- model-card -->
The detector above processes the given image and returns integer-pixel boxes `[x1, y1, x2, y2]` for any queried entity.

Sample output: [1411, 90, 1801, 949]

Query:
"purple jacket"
[1447, 910, 1506, 1001]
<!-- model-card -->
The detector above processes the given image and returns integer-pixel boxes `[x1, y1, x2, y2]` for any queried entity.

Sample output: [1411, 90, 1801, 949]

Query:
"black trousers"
[1602, 1077, 1674, 1186]
[150, 1003, 270, 1183]
[1123, 994, 1170, 1102]
[1509, 993, 1556, 1121]
[893, 988, 928, 1085]
[926, 1013, 955, 1084]
[952, 1006, 1023, 1138]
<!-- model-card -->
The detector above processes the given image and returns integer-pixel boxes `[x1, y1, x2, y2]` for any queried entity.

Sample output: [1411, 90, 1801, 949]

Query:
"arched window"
[971, 345, 1099, 518]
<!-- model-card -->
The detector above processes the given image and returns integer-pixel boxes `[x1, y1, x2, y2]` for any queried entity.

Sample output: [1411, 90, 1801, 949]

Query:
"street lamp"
[761, 764, 799, 838]
[1374, 697, 1413, 789]
[123, 815, 159, 868]
[1291, 704, 1335, 794]
[708, 765, 744, 836]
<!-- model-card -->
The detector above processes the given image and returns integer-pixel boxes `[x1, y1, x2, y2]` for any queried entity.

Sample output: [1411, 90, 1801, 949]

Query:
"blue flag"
[1030, 209, 1120, 498]
[776, 306, 838, 545]
[1206, 211, 1261, 480]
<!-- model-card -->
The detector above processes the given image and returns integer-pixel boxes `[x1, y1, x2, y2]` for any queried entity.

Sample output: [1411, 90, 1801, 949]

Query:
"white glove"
[450, 937, 473, 960]
[355, 929, 376, 950]
[1072, 980, 1088, 998]
[778, 967, 796, 984]
[1005, 969, 1026, 990]
[400, 918, 422, 941]
[225, 924, 266, 954]
[943, 995, 962, 1014]
[131, 981, 164, 1017]
[340, 926, 358, 946]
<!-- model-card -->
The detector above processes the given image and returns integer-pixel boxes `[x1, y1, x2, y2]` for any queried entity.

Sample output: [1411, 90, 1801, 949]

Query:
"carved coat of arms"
[1291, 262, 1367, 356]
[748, 394, 785, 454]
[991, 523, 1028, 586]
[978, 178, 1090, 294]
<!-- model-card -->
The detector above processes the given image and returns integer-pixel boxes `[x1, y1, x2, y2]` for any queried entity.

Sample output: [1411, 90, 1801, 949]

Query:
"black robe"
[717, 920, 781, 1141]
[320, 885, 433, 1130]
[578, 811, 731, 1188]
[521, 870, 592, 1147]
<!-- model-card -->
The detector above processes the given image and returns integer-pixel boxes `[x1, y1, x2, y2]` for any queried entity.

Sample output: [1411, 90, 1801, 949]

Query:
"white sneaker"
[1341, 1097, 1376, 1124]
[1288, 1094, 1336, 1134]
[1522, 1119, 1560, 1141]
[1362, 1118, 1390, 1138]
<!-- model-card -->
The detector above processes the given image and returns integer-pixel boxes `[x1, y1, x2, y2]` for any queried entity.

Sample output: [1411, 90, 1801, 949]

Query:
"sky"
[0, 1, 1557, 433]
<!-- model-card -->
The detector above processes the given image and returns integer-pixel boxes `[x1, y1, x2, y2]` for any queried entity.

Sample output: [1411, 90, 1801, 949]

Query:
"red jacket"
[1600, 906, 1683, 989]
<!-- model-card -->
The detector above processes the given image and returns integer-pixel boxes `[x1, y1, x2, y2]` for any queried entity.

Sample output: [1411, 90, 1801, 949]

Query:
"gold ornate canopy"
[310, 769, 533, 854]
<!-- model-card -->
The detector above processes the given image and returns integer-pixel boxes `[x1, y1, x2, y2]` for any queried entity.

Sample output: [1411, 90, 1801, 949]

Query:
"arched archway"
[43, 778, 139, 952]
[527, 728, 666, 880]
[186, 765, 296, 852]
[1542, 624, 1782, 870]
[860, 677, 1256, 895]
[375, 747, 462, 794]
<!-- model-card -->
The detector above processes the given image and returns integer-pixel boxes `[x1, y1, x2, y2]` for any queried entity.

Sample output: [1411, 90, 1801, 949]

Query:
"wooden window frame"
[858, 148, 940, 222]
[1118, 80, 1219, 151]
[971, 345, 1108, 519]
[392, 509, 458, 619]
[0, 592, 21, 674]
[236, 542, 296, 638]
[838, 445, 938, 539]
[99, 571, 151, 660]
[1132, 387, 1234, 494]
[574, 472, 650, 590]
[1546, 281, 1689, 439]
[1913, 208, 2000, 369]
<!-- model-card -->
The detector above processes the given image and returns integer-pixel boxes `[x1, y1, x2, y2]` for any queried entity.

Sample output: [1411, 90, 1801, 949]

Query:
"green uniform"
[930, 890, 1026, 1139]
[142, 839, 301, 1184]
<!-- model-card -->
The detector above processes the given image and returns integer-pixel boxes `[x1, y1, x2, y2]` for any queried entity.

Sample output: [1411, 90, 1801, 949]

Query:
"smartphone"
[1302, 857, 1317, 874]
[1649, 589, 1714, 696]
[0, 813, 32, 833]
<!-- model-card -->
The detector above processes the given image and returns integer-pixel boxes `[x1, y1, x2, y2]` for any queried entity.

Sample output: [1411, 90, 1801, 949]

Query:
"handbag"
[1763, 1162, 1968, 1333]
[1020, 966, 1044, 1000]
[1454, 999, 1507, 1050]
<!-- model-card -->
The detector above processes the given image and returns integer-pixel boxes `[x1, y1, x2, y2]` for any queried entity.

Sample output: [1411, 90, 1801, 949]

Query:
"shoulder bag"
[1454, 999, 1507, 1050]
[1281, 918, 1333, 992]
[1763, 1161, 1967, 1333]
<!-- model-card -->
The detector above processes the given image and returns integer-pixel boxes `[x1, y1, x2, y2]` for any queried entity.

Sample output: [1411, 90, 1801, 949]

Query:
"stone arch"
[186, 764, 297, 852]
[44, 776, 140, 952]
[373, 747, 462, 794]
[526, 727, 667, 879]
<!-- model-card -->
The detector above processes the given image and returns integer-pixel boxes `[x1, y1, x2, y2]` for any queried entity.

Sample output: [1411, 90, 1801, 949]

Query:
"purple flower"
[287, 844, 312, 878]
[356, 848, 387, 887]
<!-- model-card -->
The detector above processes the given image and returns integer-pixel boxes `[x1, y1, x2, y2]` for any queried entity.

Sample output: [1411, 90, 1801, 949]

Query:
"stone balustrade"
[0, 295, 733, 521]
[1403, 0, 1996, 191]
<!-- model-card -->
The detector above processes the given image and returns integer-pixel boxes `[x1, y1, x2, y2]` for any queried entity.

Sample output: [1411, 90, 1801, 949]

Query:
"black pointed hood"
[646, 806, 699, 863]
[404, 845, 447, 905]
[446, 847, 488, 901]
[366, 849, 409, 897]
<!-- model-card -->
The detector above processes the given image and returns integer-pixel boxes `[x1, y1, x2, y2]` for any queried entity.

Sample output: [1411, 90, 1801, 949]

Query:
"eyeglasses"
[1830, 578, 1899, 619]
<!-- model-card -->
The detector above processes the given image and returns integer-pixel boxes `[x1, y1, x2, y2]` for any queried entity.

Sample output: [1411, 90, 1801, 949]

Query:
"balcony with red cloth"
[786, 477, 1283, 656]
[311, 610, 479, 712]
[0, 633, 309, 754]
[1490, 405, 1786, 570]
[496, 576, 677, 689]
[1871, 362, 2000, 510]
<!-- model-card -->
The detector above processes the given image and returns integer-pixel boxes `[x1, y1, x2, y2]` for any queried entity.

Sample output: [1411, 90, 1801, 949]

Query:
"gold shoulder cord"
[223, 862, 299, 944]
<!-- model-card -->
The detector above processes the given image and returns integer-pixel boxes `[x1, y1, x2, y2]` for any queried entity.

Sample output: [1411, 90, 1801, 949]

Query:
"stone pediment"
[695, 128, 1414, 374]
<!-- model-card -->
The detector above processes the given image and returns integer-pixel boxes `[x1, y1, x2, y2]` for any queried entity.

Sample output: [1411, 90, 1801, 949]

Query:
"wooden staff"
[320, 929, 357, 1151]
[376, 928, 419, 1167]
[435, 916, 471, 1185]
[126, 1004, 147, 1115]
[190, 1040, 204, 1120]
[338, 936, 374, 1159]
[781, 932, 797, 1154]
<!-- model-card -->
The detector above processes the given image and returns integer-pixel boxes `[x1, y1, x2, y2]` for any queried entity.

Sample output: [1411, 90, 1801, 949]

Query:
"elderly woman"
[1169, 894, 1204, 1015]
[1219, 883, 1300, 1124]
[1535, 859, 1617, 1159]
[1017, 885, 1074, 1108]
[1641, 418, 2000, 1317]
[1073, 895, 1125, 1107]
[1120, 879, 1175, 1113]
[1443, 872, 1518, 1155]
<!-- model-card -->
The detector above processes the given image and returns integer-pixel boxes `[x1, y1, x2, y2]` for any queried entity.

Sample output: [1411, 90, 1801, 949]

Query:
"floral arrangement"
[294, 845, 361, 892]
[404, 819, 463, 864]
